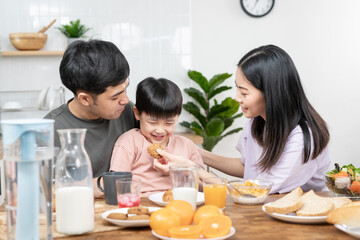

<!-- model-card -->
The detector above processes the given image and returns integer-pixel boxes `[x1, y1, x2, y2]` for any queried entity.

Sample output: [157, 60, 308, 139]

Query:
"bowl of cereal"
[228, 179, 274, 205]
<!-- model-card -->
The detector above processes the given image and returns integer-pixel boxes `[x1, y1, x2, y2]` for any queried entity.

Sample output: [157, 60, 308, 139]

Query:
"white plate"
[101, 207, 161, 227]
[148, 192, 205, 207]
[261, 203, 327, 224]
[151, 226, 236, 240]
[335, 224, 360, 239]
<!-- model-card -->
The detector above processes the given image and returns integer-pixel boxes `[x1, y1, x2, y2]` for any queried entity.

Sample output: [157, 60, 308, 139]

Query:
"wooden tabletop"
[54, 192, 354, 240]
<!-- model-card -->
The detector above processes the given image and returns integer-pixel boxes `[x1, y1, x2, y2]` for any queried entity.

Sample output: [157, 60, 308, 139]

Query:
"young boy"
[109, 77, 204, 196]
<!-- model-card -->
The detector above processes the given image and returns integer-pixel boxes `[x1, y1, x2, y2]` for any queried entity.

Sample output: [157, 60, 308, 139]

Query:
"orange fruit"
[199, 214, 232, 238]
[193, 205, 223, 225]
[165, 200, 195, 225]
[169, 225, 203, 239]
[150, 208, 181, 237]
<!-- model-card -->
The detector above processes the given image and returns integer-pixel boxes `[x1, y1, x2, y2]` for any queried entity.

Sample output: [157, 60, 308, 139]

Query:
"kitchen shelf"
[1, 51, 64, 56]
[176, 132, 203, 145]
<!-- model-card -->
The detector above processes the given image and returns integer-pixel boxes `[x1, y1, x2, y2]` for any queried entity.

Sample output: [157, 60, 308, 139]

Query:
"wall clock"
[240, 0, 275, 18]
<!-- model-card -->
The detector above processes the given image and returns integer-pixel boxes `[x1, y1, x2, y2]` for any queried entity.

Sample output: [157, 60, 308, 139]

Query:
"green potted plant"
[56, 19, 91, 44]
[180, 70, 243, 151]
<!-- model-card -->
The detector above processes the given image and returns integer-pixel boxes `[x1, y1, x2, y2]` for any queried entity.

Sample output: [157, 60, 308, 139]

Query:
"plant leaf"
[221, 127, 243, 138]
[183, 102, 207, 128]
[202, 136, 223, 151]
[232, 113, 244, 119]
[179, 121, 203, 135]
[208, 105, 230, 120]
[208, 86, 232, 100]
[184, 87, 208, 110]
[183, 69, 244, 152]
[56, 19, 91, 38]
[179, 121, 191, 128]
[205, 118, 224, 137]
[223, 117, 234, 131]
[190, 121, 204, 130]
[208, 73, 232, 91]
[190, 121, 204, 135]
[217, 97, 240, 118]
[188, 70, 209, 93]
[222, 113, 243, 130]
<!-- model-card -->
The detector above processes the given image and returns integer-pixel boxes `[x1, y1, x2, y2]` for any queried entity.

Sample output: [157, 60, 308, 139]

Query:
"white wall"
[0, 0, 193, 124]
[1, 0, 359, 171]
[191, 0, 360, 170]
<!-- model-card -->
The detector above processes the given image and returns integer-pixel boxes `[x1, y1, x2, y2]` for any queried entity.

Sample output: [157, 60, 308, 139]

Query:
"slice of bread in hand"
[296, 190, 334, 216]
[327, 205, 360, 226]
[265, 187, 303, 214]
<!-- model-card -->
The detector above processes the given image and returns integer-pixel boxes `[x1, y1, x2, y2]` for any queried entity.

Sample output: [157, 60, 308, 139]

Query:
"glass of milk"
[169, 164, 200, 210]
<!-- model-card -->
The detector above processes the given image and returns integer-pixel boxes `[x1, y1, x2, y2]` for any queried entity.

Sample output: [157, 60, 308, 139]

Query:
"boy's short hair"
[60, 39, 130, 95]
[136, 77, 182, 118]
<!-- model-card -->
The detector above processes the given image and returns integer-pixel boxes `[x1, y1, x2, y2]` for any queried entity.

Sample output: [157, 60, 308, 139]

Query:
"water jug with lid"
[1, 119, 54, 240]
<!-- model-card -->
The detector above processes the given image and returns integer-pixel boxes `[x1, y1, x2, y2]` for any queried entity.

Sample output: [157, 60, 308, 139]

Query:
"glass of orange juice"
[203, 177, 227, 209]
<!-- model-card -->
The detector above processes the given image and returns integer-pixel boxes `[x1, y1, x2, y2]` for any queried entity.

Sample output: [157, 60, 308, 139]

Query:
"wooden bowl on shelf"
[9, 32, 47, 51]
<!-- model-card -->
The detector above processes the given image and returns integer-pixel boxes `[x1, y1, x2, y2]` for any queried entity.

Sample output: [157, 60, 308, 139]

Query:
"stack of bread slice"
[264, 187, 351, 216]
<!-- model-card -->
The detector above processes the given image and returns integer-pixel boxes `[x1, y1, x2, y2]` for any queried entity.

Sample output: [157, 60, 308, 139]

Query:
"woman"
[155, 44, 330, 194]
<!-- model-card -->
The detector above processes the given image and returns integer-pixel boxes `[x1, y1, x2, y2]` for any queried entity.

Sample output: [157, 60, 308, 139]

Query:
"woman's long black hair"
[238, 45, 329, 172]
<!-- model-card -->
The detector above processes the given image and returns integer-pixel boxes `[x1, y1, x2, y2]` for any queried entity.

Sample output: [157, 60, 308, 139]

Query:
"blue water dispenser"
[1, 119, 54, 240]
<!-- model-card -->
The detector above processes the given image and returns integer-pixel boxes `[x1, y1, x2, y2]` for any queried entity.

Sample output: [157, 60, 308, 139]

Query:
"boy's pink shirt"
[110, 129, 204, 196]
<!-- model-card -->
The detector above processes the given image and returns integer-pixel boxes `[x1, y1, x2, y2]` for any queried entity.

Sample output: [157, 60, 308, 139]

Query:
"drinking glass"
[169, 164, 199, 210]
[97, 172, 132, 205]
[203, 177, 227, 209]
[116, 178, 141, 208]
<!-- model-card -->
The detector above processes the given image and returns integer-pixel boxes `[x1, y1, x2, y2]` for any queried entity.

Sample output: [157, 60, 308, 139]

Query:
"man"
[45, 40, 138, 197]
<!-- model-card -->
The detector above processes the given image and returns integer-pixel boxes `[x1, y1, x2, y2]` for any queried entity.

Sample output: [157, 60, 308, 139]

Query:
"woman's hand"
[152, 149, 196, 175]
[153, 158, 170, 175]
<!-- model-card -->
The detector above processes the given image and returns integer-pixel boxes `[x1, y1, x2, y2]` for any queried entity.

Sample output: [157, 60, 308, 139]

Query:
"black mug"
[97, 172, 132, 205]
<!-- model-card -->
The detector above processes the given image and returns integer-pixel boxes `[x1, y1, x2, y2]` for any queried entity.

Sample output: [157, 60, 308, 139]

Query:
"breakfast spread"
[264, 187, 351, 216]
[127, 215, 150, 220]
[162, 189, 173, 202]
[150, 201, 233, 238]
[107, 206, 152, 221]
[228, 180, 272, 205]
[230, 180, 269, 197]
[147, 143, 163, 159]
[265, 187, 304, 214]
[325, 163, 360, 197]
[127, 206, 150, 215]
[327, 202, 360, 226]
[107, 212, 127, 220]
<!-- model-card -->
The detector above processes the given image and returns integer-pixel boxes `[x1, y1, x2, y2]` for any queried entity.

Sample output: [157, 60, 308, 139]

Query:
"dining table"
[33, 191, 352, 240]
